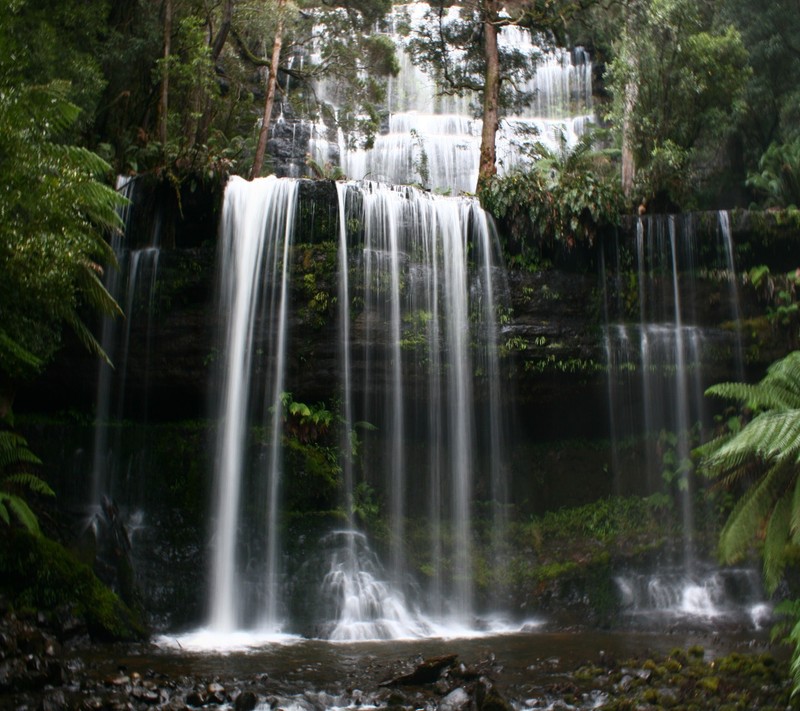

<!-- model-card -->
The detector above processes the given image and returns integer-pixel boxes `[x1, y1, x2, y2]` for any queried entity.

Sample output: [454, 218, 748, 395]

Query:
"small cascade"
[319, 531, 431, 641]
[602, 214, 746, 565]
[718, 210, 745, 379]
[615, 568, 769, 629]
[202, 176, 508, 641]
[307, 4, 594, 191]
[90, 175, 161, 511]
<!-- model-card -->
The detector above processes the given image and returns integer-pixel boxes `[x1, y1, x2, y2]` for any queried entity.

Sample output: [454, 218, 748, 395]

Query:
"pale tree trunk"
[251, 0, 286, 180]
[477, 0, 501, 193]
[158, 0, 173, 148]
[621, 77, 637, 201]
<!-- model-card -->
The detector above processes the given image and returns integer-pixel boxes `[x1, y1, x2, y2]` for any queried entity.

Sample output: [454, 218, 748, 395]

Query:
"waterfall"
[201, 177, 507, 640]
[603, 214, 745, 563]
[208, 176, 298, 633]
[307, 4, 594, 191]
[90, 175, 161, 510]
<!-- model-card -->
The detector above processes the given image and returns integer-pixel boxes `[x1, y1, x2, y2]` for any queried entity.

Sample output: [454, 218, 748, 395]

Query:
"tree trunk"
[477, 0, 501, 193]
[158, 0, 173, 148]
[193, 0, 234, 149]
[0, 380, 13, 422]
[621, 77, 637, 201]
[251, 0, 285, 180]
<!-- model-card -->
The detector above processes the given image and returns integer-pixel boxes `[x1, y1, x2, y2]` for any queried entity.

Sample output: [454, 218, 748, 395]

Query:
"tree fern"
[0, 77, 126, 383]
[706, 352, 800, 699]
[0, 426, 53, 536]
[765, 492, 793, 591]
[698, 350, 800, 591]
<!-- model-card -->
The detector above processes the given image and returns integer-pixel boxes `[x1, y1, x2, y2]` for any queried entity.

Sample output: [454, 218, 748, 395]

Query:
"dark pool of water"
[73, 623, 777, 709]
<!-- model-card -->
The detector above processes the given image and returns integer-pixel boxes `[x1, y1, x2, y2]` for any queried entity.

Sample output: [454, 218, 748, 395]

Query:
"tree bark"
[192, 0, 234, 152]
[621, 71, 637, 201]
[251, 0, 285, 179]
[477, 0, 501, 193]
[158, 0, 173, 148]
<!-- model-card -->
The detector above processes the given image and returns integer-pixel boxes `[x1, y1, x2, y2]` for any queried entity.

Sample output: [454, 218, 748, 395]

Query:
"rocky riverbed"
[3, 601, 799, 711]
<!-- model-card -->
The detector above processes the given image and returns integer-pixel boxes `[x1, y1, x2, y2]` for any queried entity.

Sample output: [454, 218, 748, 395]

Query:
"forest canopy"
[0, 0, 795, 209]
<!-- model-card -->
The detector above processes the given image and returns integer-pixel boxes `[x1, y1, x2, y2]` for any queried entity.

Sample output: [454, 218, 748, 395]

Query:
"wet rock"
[381, 654, 458, 686]
[439, 687, 470, 711]
[41, 688, 67, 710]
[185, 689, 206, 707]
[234, 689, 258, 710]
[131, 685, 161, 704]
[476, 678, 514, 711]
[162, 699, 189, 711]
[207, 680, 226, 703]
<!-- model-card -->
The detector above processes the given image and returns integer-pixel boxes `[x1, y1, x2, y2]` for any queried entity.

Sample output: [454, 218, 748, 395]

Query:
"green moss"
[0, 530, 146, 641]
[534, 560, 580, 581]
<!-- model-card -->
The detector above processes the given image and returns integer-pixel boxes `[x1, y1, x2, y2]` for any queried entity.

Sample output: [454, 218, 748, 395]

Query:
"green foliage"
[747, 139, 800, 210]
[658, 425, 700, 493]
[280, 392, 334, 444]
[0, 0, 109, 121]
[744, 265, 800, 348]
[0, 529, 145, 640]
[607, 0, 750, 207]
[479, 134, 623, 268]
[295, 243, 338, 328]
[352, 480, 381, 529]
[718, 0, 800, 172]
[526, 495, 669, 546]
[0, 422, 52, 536]
[773, 598, 800, 694]
[697, 352, 800, 594]
[306, 156, 347, 181]
[0, 77, 125, 381]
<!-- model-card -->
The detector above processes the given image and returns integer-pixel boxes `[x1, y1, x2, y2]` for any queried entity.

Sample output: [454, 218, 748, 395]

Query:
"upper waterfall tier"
[304, 3, 594, 192]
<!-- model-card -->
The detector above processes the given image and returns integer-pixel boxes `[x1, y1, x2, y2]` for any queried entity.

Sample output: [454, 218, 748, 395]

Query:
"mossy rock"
[0, 530, 146, 641]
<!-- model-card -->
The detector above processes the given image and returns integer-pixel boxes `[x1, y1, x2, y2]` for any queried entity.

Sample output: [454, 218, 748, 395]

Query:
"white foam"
[155, 628, 302, 653]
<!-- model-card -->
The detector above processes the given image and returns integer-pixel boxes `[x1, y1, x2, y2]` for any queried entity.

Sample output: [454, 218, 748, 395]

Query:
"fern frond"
[4, 472, 53, 496]
[76, 265, 123, 318]
[705, 381, 800, 411]
[765, 351, 800, 395]
[790, 477, 800, 546]
[693, 430, 734, 466]
[0, 501, 8, 526]
[718, 459, 794, 564]
[702, 410, 800, 475]
[0, 330, 44, 378]
[0, 492, 41, 535]
[0, 430, 40, 469]
[61, 309, 113, 367]
[706, 353, 800, 411]
[764, 490, 792, 592]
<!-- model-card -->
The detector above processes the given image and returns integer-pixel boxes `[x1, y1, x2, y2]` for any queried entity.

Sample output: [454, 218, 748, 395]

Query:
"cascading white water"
[308, 4, 594, 191]
[202, 176, 508, 641]
[602, 214, 745, 562]
[615, 567, 769, 629]
[90, 176, 161, 509]
[336, 181, 505, 629]
[209, 176, 298, 634]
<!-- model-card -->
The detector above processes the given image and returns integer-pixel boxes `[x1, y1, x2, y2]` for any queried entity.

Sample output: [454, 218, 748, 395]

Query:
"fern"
[1, 493, 41, 536]
[698, 350, 800, 592]
[764, 492, 793, 591]
[0, 426, 53, 536]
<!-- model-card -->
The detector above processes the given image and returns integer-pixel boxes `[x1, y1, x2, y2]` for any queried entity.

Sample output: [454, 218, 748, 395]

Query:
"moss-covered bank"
[0, 530, 145, 642]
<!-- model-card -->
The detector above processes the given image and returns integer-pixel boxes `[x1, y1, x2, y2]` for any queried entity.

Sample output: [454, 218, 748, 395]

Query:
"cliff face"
[18, 177, 795, 426]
